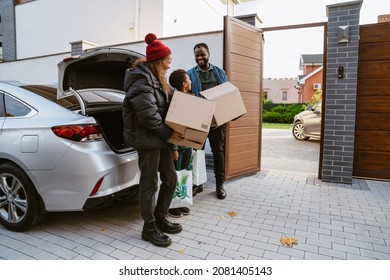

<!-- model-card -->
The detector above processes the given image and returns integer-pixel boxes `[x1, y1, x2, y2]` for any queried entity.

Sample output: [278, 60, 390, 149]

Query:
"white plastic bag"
[157, 170, 193, 209]
[170, 169, 193, 209]
[191, 150, 207, 186]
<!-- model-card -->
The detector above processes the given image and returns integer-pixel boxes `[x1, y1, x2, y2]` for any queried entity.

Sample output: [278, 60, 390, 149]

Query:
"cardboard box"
[165, 91, 216, 149]
[200, 82, 247, 127]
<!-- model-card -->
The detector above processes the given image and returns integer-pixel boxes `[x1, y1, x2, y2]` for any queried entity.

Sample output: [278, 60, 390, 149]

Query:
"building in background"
[378, 14, 390, 23]
[262, 78, 299, 104]
[296, 54, 323, 103]
[0, 0, 253, 62]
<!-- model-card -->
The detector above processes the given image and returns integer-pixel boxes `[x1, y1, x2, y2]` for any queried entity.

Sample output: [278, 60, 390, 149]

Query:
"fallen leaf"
[178, 249, 185, 254]
[280, 237, 299, 248]
[100, 228, 107, 232]
[227, 211, 237, 217]
[220, 216, 225, 220]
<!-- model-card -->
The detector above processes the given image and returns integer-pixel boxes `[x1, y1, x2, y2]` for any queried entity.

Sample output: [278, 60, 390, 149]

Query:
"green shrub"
[262, 103, 306, 124]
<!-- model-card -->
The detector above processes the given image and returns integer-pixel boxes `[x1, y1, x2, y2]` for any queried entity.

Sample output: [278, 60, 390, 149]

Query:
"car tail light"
[90, 177, 104, 196]
[51, 125, 103, 142]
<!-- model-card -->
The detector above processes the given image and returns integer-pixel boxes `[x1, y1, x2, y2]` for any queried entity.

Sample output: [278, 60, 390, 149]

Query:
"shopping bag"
[157, 170, 193, 209]
[191, 150, 207, 186]
[170, 169, 193, 209]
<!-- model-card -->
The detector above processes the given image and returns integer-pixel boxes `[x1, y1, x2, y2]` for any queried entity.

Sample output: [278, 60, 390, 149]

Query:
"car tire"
[0, 162, 45, 231]
[292, 121, 310, 141]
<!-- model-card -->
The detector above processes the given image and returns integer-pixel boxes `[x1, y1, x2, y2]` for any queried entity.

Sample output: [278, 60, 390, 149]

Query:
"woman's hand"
[170, 131, 184, 141]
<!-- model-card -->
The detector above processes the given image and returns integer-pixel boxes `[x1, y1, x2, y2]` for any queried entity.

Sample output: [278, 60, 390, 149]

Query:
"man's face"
[194, 46, 209, 69]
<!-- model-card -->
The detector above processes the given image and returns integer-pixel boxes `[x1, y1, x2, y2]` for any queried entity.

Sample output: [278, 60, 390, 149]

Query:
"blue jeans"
[137, 148, 177, 223]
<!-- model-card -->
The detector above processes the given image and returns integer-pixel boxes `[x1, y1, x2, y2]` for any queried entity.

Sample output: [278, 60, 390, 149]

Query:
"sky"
[234, 0, 390, 78]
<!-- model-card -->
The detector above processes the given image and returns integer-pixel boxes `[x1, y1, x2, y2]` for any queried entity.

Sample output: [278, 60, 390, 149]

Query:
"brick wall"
[321, 0, 363, 184]
[0, 0, 17, 61]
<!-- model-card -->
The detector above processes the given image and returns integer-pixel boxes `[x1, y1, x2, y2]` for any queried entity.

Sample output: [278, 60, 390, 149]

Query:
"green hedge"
[262, 103, 306, 124]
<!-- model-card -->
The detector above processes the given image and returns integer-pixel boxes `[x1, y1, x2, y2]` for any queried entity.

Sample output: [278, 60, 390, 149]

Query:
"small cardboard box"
[165, 91, 216, 149]
[200, 82, 247, 127]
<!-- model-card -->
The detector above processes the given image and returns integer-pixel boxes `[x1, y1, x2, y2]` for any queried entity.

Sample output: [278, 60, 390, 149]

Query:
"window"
[4, 94, 31, 117]
[0, 93, 5, 117]
[313, 83, 322, 90]
[282, 91, 287, 101]
[0, 42, 3, 61]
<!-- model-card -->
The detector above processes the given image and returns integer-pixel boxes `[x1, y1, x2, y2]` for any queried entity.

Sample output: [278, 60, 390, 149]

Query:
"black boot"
[156, 217, 182, 234]
[192, 184, 203, 197]
[142, 222, 172, 247]
[216, 183, 226, 199]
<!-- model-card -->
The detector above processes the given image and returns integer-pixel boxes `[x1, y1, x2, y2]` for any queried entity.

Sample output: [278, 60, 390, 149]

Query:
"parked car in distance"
[0, 48, 144, 231]
[292, 101, 322, 141]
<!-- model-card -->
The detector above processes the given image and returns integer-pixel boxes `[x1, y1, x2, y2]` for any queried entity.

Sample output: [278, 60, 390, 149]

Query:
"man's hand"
[171, 150, 179, 161]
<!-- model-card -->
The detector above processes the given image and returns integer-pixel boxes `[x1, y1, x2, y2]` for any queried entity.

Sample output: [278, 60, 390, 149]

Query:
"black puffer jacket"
[122, 63, 173, 150]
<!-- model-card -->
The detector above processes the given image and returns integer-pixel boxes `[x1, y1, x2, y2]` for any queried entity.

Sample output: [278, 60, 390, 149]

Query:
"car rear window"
[20, 85, 79, 109]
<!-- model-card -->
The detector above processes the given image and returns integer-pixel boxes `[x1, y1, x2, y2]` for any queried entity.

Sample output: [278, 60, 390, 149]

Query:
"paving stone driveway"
[0, 129, 389, 260]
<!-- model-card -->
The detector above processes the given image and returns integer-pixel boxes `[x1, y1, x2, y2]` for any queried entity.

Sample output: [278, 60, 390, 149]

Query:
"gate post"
[322, 0, 363, 184]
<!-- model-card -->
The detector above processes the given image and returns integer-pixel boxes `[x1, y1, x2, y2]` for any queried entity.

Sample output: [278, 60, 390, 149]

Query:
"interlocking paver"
[0, 164, 389, 260]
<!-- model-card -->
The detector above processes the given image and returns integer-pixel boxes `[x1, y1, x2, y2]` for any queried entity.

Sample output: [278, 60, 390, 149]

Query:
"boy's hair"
[193, 43, 209, 53]
[169, 69, 187, 91]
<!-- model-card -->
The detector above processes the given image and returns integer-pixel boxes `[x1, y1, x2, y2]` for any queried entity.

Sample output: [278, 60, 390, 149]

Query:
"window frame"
[2, 91, 36, 118]
[282, 90, 288, 101]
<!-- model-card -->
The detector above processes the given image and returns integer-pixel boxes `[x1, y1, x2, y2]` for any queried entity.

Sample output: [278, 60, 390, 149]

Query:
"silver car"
[0, 48, 143, 231]
[292, 101, 322, 141]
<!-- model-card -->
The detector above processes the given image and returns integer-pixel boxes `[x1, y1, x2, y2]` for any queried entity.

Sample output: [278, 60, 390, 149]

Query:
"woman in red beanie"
[122, 33, 183, 247]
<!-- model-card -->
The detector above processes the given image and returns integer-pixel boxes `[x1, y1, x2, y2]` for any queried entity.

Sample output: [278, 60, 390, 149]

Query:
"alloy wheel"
[0, 173, 28, 224]
[293, 122, 309, 141]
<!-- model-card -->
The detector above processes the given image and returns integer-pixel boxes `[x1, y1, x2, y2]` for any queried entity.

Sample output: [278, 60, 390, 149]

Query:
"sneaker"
[178, 207, 190, 215]
[168, 208, 183, 218]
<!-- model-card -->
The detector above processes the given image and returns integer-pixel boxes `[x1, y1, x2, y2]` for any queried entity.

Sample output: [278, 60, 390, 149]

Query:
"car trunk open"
[56, 48, 145, 152]
[88, 107, 128, 151]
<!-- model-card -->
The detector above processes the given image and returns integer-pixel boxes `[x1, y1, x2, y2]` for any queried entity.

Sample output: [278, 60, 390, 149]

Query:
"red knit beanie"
[144, 33, 171, 61]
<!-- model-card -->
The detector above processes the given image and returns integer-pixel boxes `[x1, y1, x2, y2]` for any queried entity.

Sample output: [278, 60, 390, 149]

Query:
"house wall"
[303, 64, 321, 75]
[162, 0, 225, 37]
[0, 31, 223, 84]
[12, 0, 225, 60]
[14, 0, 155, 59]
[300, 70, 323, 103]
[262, 78, 299, 103]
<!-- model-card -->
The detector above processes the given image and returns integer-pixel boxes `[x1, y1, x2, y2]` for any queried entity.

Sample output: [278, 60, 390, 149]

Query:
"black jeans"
[208, 124, 226, 185]
[137, 148, 177, 223]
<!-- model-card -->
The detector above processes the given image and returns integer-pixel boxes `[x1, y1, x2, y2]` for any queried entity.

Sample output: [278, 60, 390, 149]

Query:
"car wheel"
[0, 163, 44, 231]
[293, 121, 310, 141]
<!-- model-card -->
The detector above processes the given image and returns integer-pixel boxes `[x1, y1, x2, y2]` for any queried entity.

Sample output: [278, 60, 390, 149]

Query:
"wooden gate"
[223, 16, 263, 180]
[354, 21, 390, 181]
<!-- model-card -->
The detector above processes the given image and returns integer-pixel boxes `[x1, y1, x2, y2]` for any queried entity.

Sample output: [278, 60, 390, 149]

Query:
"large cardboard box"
[165, 91, 215, 149]
[200, 82, 247, 127]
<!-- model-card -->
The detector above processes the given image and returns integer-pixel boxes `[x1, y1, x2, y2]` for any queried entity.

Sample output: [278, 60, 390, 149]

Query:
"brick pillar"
[0, 0, 17, 61]
[322, 0, 363, 184]
[70, 40, 97, 56]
